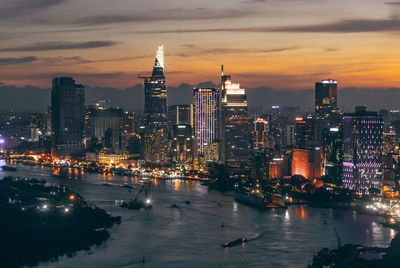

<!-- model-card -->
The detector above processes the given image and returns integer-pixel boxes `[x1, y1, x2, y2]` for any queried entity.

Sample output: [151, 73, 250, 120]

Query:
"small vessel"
[2, 165, 17, 171]
[121, 185, 152, 210]
[102, 183, 113, 187]
[222, 237, 247, 248]
[122, 184, 136, 189]
[235, 189, 287, 209]
[121, 198, 152, 210]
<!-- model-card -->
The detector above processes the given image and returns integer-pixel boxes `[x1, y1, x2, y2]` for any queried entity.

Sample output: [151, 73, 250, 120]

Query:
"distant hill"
[0, 82, 399, 113]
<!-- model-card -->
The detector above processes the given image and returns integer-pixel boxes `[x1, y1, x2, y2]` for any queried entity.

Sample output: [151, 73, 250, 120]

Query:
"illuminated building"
[315, 79, 338, 119]
[269, 106, 284, 150]
[383, 131, 397, 155]
[123, 111, 135, 134]
[171, 124, 195, 163]
[322, 126, 343, 183]
[84, 105, 124, 152]
[28, 113, 44, 142]
[193, 87, 221, 155]
[169, 105, 193, 126]
[51, 77, 85, 157]
[253, 118, 268, 150]
[291, 147, 322, 179]
[269, 155, 289, 179]
[98, 149, 131, 166]
[203, 141, 221, 163]
[221, 66, 249, 176]
[141, 45, 168, 163]
[295, 117, 313, 147]
[342, 108, 384, 195]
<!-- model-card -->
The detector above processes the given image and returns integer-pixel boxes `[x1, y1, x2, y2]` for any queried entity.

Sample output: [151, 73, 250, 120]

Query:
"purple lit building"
[342, 108, 384, 195]
[193, 88, 221, 155]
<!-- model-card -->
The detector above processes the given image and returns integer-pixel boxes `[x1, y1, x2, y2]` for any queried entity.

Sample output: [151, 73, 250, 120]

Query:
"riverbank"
[0, 176, 121, 268]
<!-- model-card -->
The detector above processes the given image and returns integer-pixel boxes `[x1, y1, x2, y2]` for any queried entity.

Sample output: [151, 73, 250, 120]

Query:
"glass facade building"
[342, 110, 384, 195]
[51, 77, 85, 157]
[315, 80, 338, 119]
[142, 45, 168, 163]
[193, 88, 221, 155]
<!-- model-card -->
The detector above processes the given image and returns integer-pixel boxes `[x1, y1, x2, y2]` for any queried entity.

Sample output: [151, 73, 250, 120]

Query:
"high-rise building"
[51, 77, 85, 157]
[315, 79, 338, 119]
[221, 66, 249, 176]
[284, 124, 296, 148]
[141, 45, 168, 163]
[291, 147, 322, 180]
[253, 118, 268, 150]
[171, 124, 195, 163]
[322, 126, 343, 183]
[28, 113, 44, 142]
[295, 117, 313, 147]
[169, 105, 193, 126]
[84, 105, 124, 152]
[342, 108, 384, 195]
[193, 88, 221, 155]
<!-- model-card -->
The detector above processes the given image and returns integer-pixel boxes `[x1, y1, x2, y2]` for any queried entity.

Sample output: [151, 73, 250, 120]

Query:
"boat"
[235, 190, 287, 209]
[122, 184, 136, 189]
[121, 199, 152, 210]
[120, 185, 152, 210]
[2, 165, 17, 171]
[222, 237, 247, 248]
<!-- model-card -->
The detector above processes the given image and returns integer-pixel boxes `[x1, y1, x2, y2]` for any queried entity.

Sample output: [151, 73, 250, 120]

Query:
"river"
[0, 160, 395, 267]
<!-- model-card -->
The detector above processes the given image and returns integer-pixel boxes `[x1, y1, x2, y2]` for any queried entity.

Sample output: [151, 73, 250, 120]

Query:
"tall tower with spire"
[141, 45, 168, 163]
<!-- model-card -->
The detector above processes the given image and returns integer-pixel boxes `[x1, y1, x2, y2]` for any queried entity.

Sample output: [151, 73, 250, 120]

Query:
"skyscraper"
[28, 113, 44, 142]
[221, 66, 249, 176]
[193, 88, 221, 155]
[171, 124, 195, 163]
[84, 105, 124, 152]
[51, 77, 85, 157]
[291, 147, 322, 179]
[141, 45, 168, 163]
[253, 118, 268, 150]
[342, 108, 384, 195]
[315, 79, 338, 119]
[169, 105, 193, 126]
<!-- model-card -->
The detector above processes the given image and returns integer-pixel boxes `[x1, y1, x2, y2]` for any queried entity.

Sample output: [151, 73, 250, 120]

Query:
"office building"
[291, 147, 322, 180]
[342, 108, 384, 195]
[221, 66, 249, 176]
[141, 45, 168, 163]
[84, 105, 124, 152]
[28, 113, 44, 142]
[315, 79, 338, 119]
[253, 118, 268, 150]
[51, 77, 85, 157]
[193, 87, 221, 155]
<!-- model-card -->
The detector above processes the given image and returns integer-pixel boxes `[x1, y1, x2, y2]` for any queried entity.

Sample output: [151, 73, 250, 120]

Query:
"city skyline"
[0, 1, 400, 89]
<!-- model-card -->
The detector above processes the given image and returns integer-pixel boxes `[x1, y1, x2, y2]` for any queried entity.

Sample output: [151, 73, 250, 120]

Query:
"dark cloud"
[73, 8, 256, 26]
[0, 41, 117, 52]
[21, 72, 126, 80]
[40, 56, 92, 65]
[385, 2, 400, 5]
[132, 19, 400, 34]
[0, 0, 65, 20]
[0, 56, 37, 66]
[201, 46, 299, 54]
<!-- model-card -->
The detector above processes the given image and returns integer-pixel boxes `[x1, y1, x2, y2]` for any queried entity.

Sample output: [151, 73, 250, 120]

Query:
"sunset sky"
[1, 0, 400, 89]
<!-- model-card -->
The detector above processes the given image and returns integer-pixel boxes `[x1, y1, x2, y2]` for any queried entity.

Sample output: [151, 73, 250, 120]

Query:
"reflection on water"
[0, 160, 396, 268]
[292, 205, 308, 219]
